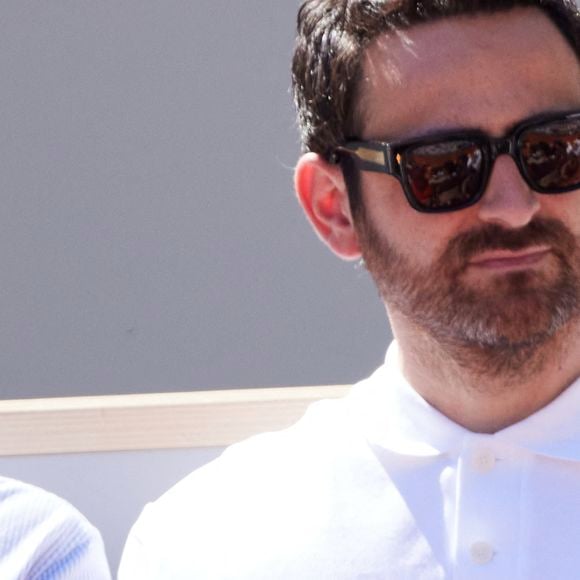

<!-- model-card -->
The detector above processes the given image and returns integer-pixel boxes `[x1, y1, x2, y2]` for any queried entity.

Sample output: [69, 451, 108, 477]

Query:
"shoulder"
[0, 476, 111, 579]
[120, 389, 389, 579]
[139, 394, 357, 520]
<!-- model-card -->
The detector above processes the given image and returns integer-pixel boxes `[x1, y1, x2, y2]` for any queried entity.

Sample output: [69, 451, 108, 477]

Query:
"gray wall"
[1, 0, 391, 400]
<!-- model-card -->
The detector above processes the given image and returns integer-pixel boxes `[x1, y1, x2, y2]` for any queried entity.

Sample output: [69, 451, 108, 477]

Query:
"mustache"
[445, 217, 578, 266]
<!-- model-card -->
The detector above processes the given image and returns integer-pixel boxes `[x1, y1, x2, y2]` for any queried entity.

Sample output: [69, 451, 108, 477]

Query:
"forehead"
[357, 8, 580, 140]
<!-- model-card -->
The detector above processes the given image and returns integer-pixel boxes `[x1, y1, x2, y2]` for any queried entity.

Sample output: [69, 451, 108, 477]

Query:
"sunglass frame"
[332, 109, 580, 213]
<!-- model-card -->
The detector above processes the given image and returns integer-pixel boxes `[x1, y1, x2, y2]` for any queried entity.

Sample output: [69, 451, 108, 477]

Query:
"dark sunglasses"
[332, 110, 580, 213]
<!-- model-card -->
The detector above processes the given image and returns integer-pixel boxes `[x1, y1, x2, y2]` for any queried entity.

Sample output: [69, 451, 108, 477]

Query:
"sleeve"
[30, 507, 112, 580]
[0, 477, 111, 580]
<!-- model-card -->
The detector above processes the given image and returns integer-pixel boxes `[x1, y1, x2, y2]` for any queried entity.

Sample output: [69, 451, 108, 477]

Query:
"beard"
[356, 212, 580, 377]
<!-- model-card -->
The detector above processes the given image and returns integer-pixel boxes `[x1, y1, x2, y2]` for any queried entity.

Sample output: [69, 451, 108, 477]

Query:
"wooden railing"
[0, 386, 350, 456]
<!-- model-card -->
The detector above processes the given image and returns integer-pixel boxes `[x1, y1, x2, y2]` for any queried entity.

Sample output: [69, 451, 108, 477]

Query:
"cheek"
[359, 172, 412, 232]
[360, 172, 462, 261]
[539, 195, 580, 235]
[404, 225, 452, 264]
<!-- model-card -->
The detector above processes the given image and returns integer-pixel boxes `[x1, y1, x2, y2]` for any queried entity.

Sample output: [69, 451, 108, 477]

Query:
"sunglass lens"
[520, 117, 580, 192]
[403, 140, 485, 210]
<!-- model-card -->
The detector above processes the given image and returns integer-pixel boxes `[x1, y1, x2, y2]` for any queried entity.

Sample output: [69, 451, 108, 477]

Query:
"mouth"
[467, 246, 552, 271]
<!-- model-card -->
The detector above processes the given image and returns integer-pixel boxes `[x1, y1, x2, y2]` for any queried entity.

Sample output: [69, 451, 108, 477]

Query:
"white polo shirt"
[119, 342, 580, 579]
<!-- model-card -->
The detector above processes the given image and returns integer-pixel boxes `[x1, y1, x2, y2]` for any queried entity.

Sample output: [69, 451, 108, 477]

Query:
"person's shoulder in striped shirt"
[0, 476, 111, 579]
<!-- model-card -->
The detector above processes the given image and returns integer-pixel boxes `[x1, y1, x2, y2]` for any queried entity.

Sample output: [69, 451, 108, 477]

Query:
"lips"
[468, 246, 552, 270]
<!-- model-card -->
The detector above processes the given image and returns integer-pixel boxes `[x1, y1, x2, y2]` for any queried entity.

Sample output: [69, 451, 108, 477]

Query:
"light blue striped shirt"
[0, 476, 111, 579]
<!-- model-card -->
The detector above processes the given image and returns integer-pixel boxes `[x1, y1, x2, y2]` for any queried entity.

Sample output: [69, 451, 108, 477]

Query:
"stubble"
[357, 214, 580, 380]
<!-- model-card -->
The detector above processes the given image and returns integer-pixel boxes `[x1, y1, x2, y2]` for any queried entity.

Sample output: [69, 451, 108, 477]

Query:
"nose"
[476, 156, 541, 228]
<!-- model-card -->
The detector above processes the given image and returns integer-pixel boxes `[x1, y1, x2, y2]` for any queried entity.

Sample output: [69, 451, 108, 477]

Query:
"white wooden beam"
[0, 386, 350, 456]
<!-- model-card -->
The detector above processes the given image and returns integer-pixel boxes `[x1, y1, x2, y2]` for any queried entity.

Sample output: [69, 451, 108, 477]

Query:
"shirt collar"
[348, 341, 580, 462]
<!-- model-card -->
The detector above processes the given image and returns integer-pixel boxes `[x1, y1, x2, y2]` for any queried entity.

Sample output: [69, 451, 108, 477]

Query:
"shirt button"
[472, 448, 496, 473]
[470, 541, 494, 565]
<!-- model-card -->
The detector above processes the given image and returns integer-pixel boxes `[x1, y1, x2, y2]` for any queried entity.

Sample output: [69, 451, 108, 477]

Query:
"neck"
[391, 311, 580, 433]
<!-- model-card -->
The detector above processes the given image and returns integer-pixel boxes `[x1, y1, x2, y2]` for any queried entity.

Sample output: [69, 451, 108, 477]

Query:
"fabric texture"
[119, 341, 580, 579]
[0, 477, 111, 579]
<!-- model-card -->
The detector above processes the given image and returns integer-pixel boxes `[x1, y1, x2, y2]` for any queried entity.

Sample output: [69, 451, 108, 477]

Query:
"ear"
[294, 152, 362, 260]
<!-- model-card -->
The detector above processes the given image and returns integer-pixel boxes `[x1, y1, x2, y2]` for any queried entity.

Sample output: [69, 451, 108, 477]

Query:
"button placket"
[470, 541, 495, 565]
[472, 447, 496, 473]
[452, 437, 522, 578]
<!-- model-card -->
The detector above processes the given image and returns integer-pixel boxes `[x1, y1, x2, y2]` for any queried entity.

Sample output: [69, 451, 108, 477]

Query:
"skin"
[295, 8, 580, 433]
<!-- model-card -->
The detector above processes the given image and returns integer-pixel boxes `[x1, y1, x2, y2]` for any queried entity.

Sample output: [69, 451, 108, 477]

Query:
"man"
[0, 475, 111, 578]
[119, 0, 580, 577]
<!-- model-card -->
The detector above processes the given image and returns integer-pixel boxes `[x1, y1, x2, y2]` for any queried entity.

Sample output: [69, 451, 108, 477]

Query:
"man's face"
[354, 8, 580, 366]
